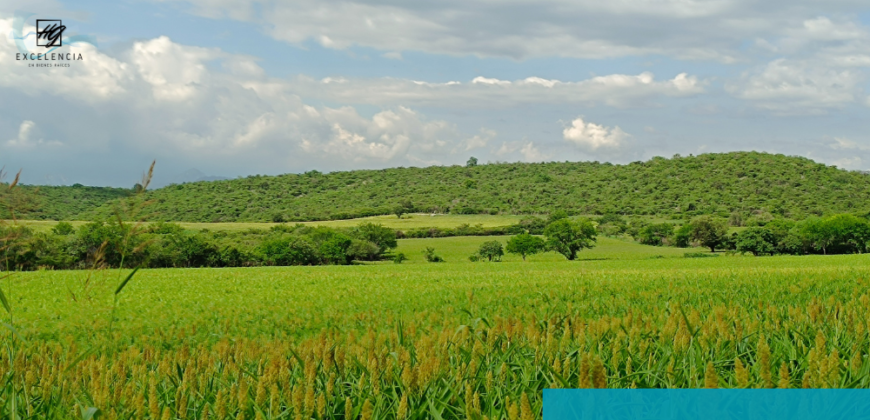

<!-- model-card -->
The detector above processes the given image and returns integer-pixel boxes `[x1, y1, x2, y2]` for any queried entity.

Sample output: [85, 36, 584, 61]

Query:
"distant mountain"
[64, 151, 870, 223]
[169, 169, 230, 185]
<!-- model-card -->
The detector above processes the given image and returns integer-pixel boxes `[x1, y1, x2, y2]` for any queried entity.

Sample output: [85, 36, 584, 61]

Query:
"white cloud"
[563, 117, 629, 150]
[157, 0, 865, 61]
[289, 72, 702, 108]
[728, 58, 862, 114]
[6, 120, 61, 148]
[520, 142, 548, 162]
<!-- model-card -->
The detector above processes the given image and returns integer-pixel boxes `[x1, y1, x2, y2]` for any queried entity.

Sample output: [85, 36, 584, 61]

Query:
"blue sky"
[2, 0, 870, 187]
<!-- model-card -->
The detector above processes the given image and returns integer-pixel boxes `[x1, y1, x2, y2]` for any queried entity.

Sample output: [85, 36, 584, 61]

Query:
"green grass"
[2, 237, 869, 418]
[392, 236, 706, 264]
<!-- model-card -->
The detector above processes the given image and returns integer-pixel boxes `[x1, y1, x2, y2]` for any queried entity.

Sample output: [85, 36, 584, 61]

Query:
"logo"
[36, 19, 65, 48]
[12, 13, 96, 68]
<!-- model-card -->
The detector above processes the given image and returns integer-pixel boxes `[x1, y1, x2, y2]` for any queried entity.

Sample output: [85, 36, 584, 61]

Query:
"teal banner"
[544, 389, 870, 420]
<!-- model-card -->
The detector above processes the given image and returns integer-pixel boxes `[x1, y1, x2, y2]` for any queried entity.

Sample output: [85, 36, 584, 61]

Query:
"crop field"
[1, 236, 869, 419]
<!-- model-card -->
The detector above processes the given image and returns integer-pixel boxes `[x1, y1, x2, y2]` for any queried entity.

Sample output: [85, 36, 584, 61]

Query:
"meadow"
[1, 235, 869, 419]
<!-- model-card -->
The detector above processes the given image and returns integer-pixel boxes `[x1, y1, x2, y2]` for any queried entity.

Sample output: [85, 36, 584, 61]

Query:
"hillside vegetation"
[19, 152, 870, 222]
[1, 184, 130, 220]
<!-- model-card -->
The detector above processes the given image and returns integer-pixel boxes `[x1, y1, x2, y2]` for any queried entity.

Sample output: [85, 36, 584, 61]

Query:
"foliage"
[638, 223, 674, 246]
[477, 240, 504, 261]
[59, 152, 870, 222]
[689, 216, 729, 252]
[505, 233, 546, 260]
[544, 218, 597, 260]
[392, 252, 407, 264]
[735, 227, 776, 256]
[50, 221, 75, 236]
[423, 246, 444, 262]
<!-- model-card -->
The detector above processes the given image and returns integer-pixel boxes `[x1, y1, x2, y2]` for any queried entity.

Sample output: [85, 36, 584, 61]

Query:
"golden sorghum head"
[397, 393, 409, 420]
[704, 362, 718, 389]
[520, 393, 534, 420]
[361, 399, 373, 420]
[734, 358, 749, 388]
[345, 397, 354, 420]
[778, 362, 790, 388]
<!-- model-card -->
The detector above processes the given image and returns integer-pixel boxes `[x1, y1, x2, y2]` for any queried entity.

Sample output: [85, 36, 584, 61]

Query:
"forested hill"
[2, 184, 131, 220]
[27, 152, 870, 222]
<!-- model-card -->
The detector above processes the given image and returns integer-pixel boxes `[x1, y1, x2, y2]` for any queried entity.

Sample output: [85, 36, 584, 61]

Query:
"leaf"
[1, 322, 25, 343]
[114, 267, 140, 295]
[0, 284, 10, 314]
[80, 406, 101, 420]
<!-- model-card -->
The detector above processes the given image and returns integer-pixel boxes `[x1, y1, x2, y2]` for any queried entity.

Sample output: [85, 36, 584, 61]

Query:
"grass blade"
[0, 285, 10, 314]
[114, 267, 140, 296]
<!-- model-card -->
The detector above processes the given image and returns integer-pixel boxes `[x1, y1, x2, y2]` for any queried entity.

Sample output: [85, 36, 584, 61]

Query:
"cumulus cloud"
[5, 120, 61, 148]
[0, 19, 466, 181]
[729, 16, 870, 114]
[563, 117, 629, 150]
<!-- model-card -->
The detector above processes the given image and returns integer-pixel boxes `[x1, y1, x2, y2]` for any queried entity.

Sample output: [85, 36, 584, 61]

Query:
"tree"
[638, 223, 674, 246]
[319, 234, 353, 265]
[547, 210, 569, 224]
[51, 221, 75, 236]
[672, 224, 693, 248]
[544, 218, 596, 260]
[346, 239, 380, 261]
[477, 240, 504, 261]
[394, 199, 414, 219]
[353, 223, 397, 254]
[505, 233, 545, 261]
[735, 227, 775, 256]
[689, 216, 729, 252]
[466, 157, 478, 167]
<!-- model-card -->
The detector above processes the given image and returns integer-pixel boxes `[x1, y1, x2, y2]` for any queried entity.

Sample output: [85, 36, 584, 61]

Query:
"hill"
[1, 184, 131, 220]
[23, 152, 870, 222]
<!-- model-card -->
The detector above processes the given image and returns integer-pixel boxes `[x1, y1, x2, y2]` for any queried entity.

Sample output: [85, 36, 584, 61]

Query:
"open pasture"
[2, 244, 869, 419]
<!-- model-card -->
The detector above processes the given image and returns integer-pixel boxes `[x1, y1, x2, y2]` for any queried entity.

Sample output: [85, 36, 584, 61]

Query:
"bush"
[51, 221, 75, 236]
[392, 253, 407, 264]
[684, 252, 718, 258]
[346, 239, 380, 261]
[423, 247, 444, 263]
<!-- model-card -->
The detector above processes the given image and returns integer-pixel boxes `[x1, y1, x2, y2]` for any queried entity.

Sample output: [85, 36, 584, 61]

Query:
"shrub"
[346, 239, 380, 261]
[51, 221, 75, 236]
[392, 252, 407, 264]
[423, 247, 444, 263]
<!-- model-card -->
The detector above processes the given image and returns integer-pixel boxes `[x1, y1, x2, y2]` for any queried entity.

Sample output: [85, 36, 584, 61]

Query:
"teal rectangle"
[544, 389, 870, 420]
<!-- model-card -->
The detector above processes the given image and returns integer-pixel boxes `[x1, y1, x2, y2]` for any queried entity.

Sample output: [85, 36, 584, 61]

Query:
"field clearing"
[10, 213, 685, 233]
[2, 247, 870, 418]
[392, 236, 706, 263]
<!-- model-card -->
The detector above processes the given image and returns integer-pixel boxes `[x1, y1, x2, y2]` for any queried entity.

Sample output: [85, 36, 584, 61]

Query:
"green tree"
[689, 216, 729, 252]
[672, 224, 693, 248]
[319, 234, 353, 265]
[423, 247, 444, 262]
[477, 240, 504, 261]
[544, 218, 596, 260]
[51, 221, 75, 236]
[505, 233, 545, 261]
[735, 227, 776, 256]
[353, 223, 397, 254]
[638, 223, 674, 246]
[466, 157, 478, 167]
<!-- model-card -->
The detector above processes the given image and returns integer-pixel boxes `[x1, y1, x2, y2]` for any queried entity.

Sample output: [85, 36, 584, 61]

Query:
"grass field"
[1, 235, 868, 418]
[11, 213, 685, 233]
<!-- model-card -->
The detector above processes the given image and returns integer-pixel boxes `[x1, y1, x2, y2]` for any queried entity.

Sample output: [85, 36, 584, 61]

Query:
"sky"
[1, 0, 870, 187]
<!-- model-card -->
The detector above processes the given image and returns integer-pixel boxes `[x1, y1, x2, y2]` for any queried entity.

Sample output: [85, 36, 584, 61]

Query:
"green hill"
[30, 152, 870, 222]
[2, 184, 131, 220]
